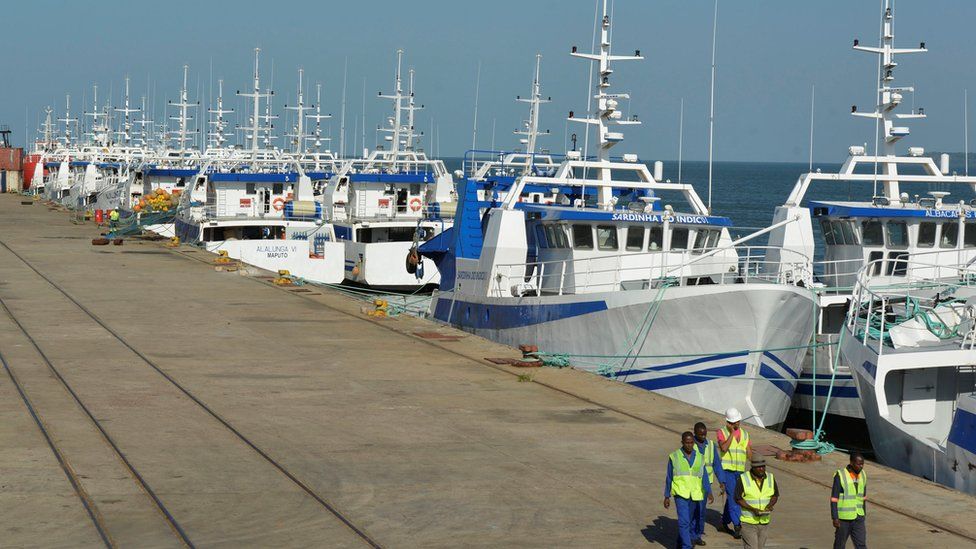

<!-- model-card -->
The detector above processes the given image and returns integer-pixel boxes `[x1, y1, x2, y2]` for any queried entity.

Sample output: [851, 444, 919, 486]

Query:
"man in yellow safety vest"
[664, 431, 714, 549]
[831, 452, 867, 548]
[735, 458, 779, 549]
[692, 421, 721, 546]
[717, 407, 752, 539]
[109, 209, 120, 229]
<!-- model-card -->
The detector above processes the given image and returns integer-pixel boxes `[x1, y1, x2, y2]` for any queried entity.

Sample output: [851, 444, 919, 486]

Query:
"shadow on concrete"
[642, 508, 728, 547]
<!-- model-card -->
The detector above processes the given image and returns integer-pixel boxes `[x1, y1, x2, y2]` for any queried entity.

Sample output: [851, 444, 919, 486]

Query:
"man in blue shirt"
[664, 432, 714, 549]
[692, 422, 722, 546]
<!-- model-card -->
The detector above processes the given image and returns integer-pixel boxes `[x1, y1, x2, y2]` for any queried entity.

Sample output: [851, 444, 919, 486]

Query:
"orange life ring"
[272, 197, 285, 212]
[409, 198, 422, 213]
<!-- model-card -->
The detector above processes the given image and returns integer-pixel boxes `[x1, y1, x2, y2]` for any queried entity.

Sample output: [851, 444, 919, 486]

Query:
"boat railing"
[490, 245, 812, 297]
[847, 255, 976, 355]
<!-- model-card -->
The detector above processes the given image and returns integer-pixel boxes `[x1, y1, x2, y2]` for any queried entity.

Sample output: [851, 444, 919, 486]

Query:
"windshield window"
[626, 226, 645, 251]
[596, 225, 618, 251]
[572, 224, 593, 250]
[917, 222, 936, 248]
[671, 228, 689, 250]
[861, 221, 883, 246]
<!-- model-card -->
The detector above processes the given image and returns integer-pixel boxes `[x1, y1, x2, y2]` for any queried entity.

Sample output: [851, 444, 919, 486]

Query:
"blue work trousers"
[720, 469, 742, 527]
[692, 497, 707, 539]
[675, 496, 697, 549]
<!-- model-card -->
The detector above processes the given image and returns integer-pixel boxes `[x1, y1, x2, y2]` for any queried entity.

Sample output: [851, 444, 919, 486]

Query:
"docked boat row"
[19, 0, 975, 495]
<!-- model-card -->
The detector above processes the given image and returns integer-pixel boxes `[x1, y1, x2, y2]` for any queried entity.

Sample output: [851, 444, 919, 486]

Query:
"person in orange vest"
[831, 452, 867, 548]
[717, 407, 753, 539]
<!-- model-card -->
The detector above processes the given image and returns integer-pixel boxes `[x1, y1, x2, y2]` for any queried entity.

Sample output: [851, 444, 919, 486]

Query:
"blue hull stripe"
[628, 364, 748, 391]
[794, 384, 859, 398]
[615, 351, 749, 378]
[758, 363, 795, 397]
[763, 351, 797, 378]
[434, 298, 608, 330]
[800, 373, 853, 380]
[948, 407, 976, 456]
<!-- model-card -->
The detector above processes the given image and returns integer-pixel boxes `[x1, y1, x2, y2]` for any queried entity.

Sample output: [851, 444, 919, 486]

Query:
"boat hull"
[430, 283, 816, 428]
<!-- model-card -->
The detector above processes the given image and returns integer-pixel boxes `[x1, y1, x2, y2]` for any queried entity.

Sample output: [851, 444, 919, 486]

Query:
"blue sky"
[4, 0, 975, 162]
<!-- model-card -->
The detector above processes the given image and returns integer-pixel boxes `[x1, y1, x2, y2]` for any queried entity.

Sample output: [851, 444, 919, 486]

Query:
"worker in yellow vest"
[831, 452, 867, 549]
[735, 458, 779, 549]
[109, 209, 120, 229]
[664, 432, 714, 549]
[692, 421, 721, 546]
[717, 407, 752, 539]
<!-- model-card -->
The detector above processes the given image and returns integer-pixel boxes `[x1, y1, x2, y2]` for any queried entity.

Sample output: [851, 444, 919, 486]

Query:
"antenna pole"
[339, 57, 348, 157]
[809, 84, 815, 171]
[471, 60, 481, 150]
[966, 89, 970, 176]
[707, 0, 719, 214]
[678, 97, 684, 184]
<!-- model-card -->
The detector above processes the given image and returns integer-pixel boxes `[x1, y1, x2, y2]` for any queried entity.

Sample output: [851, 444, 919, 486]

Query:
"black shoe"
[694, 539, 706, 546]
[733, 525, 742, 540]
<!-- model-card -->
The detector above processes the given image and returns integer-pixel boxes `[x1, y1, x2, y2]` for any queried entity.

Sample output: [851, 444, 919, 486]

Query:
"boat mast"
[852, 0, 927, 198]
[515, 53, 551, 157]
[115, 76, 140, 146]
[168, 65, 198, 152]
[285, 68, 312, 153]
[306, 83, 332, 153]
[404, 68, 423, 151]
[378, 49, 408, 166]
[208, 79, 234, 150]
[39, 106, 55, 151]
[236, 48, 271, 153]
[58, 94, 77, 147]
[135, 95, 154, 148]
[569, 0, 643, 204]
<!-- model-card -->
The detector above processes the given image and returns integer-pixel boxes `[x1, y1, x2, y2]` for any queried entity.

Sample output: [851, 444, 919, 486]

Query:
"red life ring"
[409, 198, 422, 213]
[272, 198, 285, 212]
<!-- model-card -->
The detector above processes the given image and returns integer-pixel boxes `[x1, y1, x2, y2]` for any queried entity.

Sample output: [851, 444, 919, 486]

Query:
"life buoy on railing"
[272, 198, 285, 212]
[409, 198, 422, 213]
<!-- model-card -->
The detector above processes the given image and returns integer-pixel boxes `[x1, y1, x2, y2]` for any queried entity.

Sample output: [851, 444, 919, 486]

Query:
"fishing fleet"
[17, 0, 976, 495]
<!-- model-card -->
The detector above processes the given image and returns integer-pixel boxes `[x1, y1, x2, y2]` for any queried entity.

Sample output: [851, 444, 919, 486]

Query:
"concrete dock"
[1, 193, 974, 548]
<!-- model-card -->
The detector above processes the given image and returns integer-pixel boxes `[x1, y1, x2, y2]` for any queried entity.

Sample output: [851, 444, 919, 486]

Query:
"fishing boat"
[769, 0, 976, 421]
[419, 0, 816, 428]
[321, 49, 454, 290]
[841, 253, 976, 494]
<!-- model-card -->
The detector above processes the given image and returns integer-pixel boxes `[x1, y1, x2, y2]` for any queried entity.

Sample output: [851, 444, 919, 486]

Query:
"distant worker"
[735, 458, 778, 549]
[664, 431, 714, 549]
[832, 452, 867, 549]
[693, 421, 721, 546]
[109, 209, 120, 229]
[717, 407, 752, 539]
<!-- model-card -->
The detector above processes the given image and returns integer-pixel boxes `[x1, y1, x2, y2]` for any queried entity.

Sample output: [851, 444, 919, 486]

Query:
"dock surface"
[1, 193, 975, 548]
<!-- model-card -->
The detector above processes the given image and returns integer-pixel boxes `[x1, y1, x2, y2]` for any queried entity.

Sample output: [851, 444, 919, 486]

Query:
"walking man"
[664, 432, 714, 549]
[109, 209, 120, 229]
[717, 408, 752, 538]
[735, 458, 778, 549]
[832, 452, 867, 548]
[692, 422, 721, 546]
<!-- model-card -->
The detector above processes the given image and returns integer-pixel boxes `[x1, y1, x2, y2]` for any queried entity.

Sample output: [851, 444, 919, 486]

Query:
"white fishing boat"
[841, 253, 976, 494]
[769, 0, 976, 421]
[322, 49, 454, 290]
[420, 0, 816, 428]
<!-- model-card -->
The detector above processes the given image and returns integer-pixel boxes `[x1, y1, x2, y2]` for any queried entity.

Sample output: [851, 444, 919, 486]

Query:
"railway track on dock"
[0, 239, 382, 548]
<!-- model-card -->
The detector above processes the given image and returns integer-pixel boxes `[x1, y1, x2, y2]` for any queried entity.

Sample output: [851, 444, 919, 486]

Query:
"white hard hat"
[725, 407, 743, 423]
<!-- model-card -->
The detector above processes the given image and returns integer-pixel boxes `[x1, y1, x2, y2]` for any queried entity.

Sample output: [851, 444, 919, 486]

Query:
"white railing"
[846, 254, 976, 355]
[490, 245, 812, 297]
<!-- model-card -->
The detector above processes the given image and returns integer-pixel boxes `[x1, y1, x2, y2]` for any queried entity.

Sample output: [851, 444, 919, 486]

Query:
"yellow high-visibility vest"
[739, 471, 776, 525]
[836, 469, 866, 520]
[669, 449, 705, 501]
[696, 439, 716, 484]
[720, 427, 749, 472]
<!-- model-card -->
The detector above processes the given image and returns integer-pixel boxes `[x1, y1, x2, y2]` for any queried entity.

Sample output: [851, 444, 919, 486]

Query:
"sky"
[3, 0, 976, 163]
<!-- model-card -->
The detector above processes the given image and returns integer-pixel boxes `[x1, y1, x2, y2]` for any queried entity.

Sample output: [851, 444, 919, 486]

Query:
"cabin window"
[885, 221, 909, 248]
[941, 222, 959, 248]
[692, 229, 709, 253]
[707, 230, 721, 249]
[246, 183, 256, 195]
[535, 225, 549, 249]
[861, 221, 883, 246]
[820, 220, 837, 245]
[626, 226, 645, 251]
[671, 228, 690, 250]
[965, 222, 976, 248]
[917, 222, 936, 248]
[572, 224, 594, 250]
[838, 221, 858, 245]
[596, 226, 618, 251]
[552, 224, 570, 248]
[273, 183, 284, 195]
[648, 227, 664, 251]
